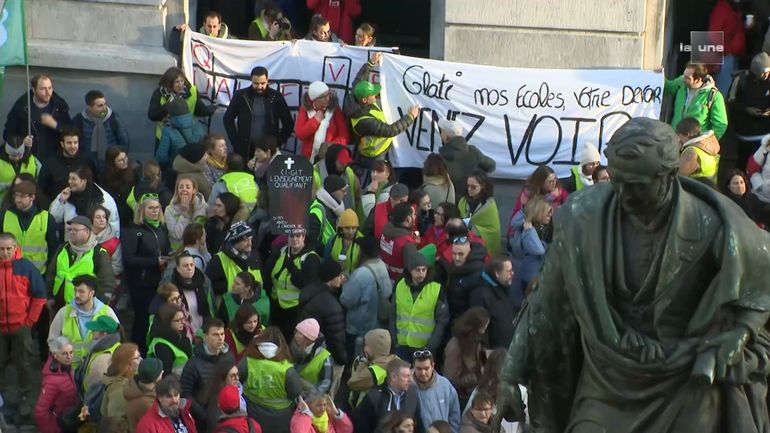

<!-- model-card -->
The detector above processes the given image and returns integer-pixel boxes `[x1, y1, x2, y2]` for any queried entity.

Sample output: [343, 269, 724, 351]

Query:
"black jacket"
[164, 268, 214, 319]
[469, 271, 517, 349]
[728, 70, 770, 136]
[37, 150, 97, 200]
[297, 282, 347, 365]
[352, 383, 423, 433]
[3, 90, 71, 160]
[223, 86, 294, 159]
[438, 136, 496, 195]
[262, 244, 320, 297]
[181, 342, 235, 431]
[434, 242, 487, 319]
[0, 205, 59, 265]
[147, 320, 193, 377]
[121, 222, 171, 290]
[206, 248, 261, 296]
[147, 87, 214, 123]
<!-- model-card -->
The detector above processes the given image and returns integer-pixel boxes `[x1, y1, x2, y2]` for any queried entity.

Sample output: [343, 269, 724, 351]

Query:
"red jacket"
[290, 409, 353, 433]
[214, 414, 262, 433]
[372, 201, 393, 240]
[380, 223, 419, 282]
[35, 357, 78, 433]
[296, 95, 351, 160]
[708, 0, 745, 56]
[0, 247, 47, 333]
[136, 398, 198, 433]
[306, 0, 361, 43]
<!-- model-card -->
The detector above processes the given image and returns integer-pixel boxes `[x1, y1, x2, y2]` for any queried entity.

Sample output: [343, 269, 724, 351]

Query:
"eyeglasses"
[413, 349, 432, 360]
[451, 236, 469, 245]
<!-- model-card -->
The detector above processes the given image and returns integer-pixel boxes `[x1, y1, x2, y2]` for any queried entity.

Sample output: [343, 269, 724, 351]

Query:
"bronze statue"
[494, 117, 770, 433]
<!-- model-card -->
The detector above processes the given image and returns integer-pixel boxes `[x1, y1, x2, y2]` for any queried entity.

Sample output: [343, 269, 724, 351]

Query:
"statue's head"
[605, 117, 679, 215]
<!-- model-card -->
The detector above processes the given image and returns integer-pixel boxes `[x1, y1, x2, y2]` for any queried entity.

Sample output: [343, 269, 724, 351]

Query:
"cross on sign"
[285, 157, 295, 170]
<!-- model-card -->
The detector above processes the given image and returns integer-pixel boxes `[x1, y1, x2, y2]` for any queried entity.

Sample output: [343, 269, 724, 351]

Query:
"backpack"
[364, 264, 391, 324]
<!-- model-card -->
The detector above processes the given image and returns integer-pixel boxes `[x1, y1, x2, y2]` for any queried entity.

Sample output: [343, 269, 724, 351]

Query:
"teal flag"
[0, 0, 26, 66]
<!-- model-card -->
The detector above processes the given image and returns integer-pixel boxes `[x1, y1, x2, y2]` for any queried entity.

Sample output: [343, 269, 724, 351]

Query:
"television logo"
[680, 31, 724, 65]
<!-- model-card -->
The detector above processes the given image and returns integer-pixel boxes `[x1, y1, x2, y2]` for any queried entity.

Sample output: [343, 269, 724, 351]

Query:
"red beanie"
[218, 384, 241, 413]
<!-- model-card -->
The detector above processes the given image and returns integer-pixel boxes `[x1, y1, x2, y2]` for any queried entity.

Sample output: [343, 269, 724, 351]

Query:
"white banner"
[182, 31, 393, 154]
[380, 54, 663, 179]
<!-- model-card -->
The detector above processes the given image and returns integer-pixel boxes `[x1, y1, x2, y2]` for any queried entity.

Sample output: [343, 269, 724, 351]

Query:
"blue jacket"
[339, 258, 392, 336]
[71, 108, 130, 157]
[412, 374, 462, 433]
[156, 113, 205, 166]
[508, 209, 547, 293]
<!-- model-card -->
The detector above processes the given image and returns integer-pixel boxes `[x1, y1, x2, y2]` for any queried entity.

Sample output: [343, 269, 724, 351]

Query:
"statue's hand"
[621, 327, 664, 363]
[492, 382, 525, 433]
[698, 327, 750, 381]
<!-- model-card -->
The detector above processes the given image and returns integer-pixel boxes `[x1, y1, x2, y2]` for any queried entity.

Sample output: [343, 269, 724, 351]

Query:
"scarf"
[70, 233, 98, 260]
[145, 218, 160, 228]
[93, 224, 115, 243]
[208, 155, 226, 170]
[311, 411, 330, 433]
[316, 187, 345, 217]
[85, 107, 111, 161]
[307, 109, 334, 162]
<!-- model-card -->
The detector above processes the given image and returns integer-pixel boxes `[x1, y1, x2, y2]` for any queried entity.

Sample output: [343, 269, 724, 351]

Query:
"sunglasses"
[413, 349, 432, 359]
[141, 192, 159, 202]
[451, 236, 469, 245]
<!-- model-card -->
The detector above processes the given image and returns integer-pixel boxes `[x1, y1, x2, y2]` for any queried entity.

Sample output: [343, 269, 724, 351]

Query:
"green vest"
[329, 233, 362, 274]
[155, 86, 199, 139]
[244, 358, 293, 409]
[395, 279, 441, 348]
[0, 156, 39, 201]
[223, 292, 271, 326]
[351, 105, 392, 158]
[61, 304, 112, 368]
[221, 172, 259, 212]
[216, 251, 264, 290]
[148, 337, 190, 376]
[3, 210, 48, 272]
[252, 17, 270, 39]
[271, 248, 318, 309]
[349, 363, 388, 408]
[686, 145, 720, 180]
[82, 340, 121, 392]
[570, 166, 586, 191]
[309, 200, 336, 247]
[298, 348, 331, 385]
[53, 246, 101, 303]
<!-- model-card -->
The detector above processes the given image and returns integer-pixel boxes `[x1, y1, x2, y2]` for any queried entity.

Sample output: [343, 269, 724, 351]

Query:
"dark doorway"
[355, 0, 431, 58]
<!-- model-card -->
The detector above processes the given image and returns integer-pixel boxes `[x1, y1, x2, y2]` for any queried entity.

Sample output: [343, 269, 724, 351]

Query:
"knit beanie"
[751, 52, 770, 77]
[179, 143, 207, 163]
[319, 259, 343, 282]
[308, 81, 330, 100]
[580, 142, 601, 166]
[137, 358, 163, 384]
[323, 174, 347, 194]
[296, 318, 320, 341]
[224, 221, 253, 245]
[337, 209, 359, 228]
[218, 384, 241, 414]
[406, 249, 428, 271]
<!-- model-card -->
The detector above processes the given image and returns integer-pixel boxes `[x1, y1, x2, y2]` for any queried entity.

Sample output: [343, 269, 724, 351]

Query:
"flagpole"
[21, 0, 30, 139]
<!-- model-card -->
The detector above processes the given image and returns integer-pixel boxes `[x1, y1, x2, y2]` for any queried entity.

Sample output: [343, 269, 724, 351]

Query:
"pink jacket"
[290, 409, 354, 433]
[35, 357, 78, 433]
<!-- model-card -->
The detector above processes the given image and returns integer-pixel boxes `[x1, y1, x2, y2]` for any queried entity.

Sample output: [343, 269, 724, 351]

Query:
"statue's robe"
[508, 177, 770, 433]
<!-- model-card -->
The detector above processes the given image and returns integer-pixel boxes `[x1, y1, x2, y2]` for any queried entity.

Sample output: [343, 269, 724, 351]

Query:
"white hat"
[308, 81, 330, 101]
[580, 142, 601, 166]
[438, 119, 463, 138]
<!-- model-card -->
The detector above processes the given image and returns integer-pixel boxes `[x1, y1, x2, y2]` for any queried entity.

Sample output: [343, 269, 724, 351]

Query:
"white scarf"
[308, 109, 334, 162]
[316, 187, 345, 217]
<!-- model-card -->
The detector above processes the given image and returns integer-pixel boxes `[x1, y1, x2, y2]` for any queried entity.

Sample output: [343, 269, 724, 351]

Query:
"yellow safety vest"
[312, 166, 358, 196]
[81, 340, 121, 392]
[148, 337, 190, 376]
[244, 358, 293, 409]
[687, 145, 720, 180]
[0, 156, 39, 201]
[53, 246, 102, 303]
[61, 303, 112, 368]
[351, 105, 392, 158]
[349, 363, 387, 408]
[271, 248, 318, 309]
[155, 87, 199, 139]
[395, 279, 441, 348]
[298, 348, 331, 385]
[328, 233, 362, 274]
[221, 172, 259, 212]
[308, 200, 336, 247]
[3, 210, 48, 273]
[216, 251, 263, 290]
[570, 166, 586, 191]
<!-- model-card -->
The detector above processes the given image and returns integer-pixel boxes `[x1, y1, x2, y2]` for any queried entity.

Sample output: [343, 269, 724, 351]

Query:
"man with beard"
[50, 165, 120, 236]
[47, 274, 119, 368]
[223, 66, 294, 160]
[137, 374, 197, 433]
[290, 318, 333, 393]
[46, 216, 115, 311]
[469, 256, 517, 348]
[434, 235, 487, 320]
[71, 90, 130, 168]
[0, 180, 58, 273]
[312, 144, 361, 214]
[37, 126, 97, 199]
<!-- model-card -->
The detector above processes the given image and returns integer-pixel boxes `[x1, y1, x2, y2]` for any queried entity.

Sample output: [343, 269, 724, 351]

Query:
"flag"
[0, 0, 27, 66]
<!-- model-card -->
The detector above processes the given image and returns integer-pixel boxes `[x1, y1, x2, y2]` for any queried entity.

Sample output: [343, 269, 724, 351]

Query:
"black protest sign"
[267, 155, 314, 235]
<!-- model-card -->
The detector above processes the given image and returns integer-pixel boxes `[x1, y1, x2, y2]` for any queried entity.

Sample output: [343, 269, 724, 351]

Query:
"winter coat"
[37, 150, 97, 200]
[412, 373, 462, 433]
[136, 398, 198, 433]
[0, 248, 46, 333]
[443, 337, 486, 401]
[147, 320, 194, 377]
[3, 90, 71, 160]
[664, 74, 728, 139]
[678, 130, 721, 177]
[160, 267, 214, 329]
[71, 108, 130, 159]
[510, 187, 568, 227]
[237, 355, 304, 433]
[290, 408, 354, 433]
[50, 182, 121, 236]
[125, 377, 157, 432]
[747, 144, 770, 203]
[223, 86, 294, 158]
[172, 155, 213, 199]
[206, 248, 262, 296]
[164, 192, 208, 248]
[94, 225, 124, 276]
[35, 357, 78, 433]
[157, 113, 206, 166]
[147, 86, 214, 124]
[459, 196, 502, 257]
[46, 241, 116, 309]
[727, 70, 770, 137]
[389, 273, 451, 352]
[361, 182, 393, 220]
[101, 374, 129, 420]
[352, 383, 423, 433]
[439, 136, 496, 195]
[307, 0, 361, 43]
[469, 272, 517, 349]
[379, 222, 420, 283]
[420, 175, 456, 209]
[121, 222, 172, 290]
[81, 333, 122, 393]
[433, 242, 487, 319]
[459, 410, 491, 433]
[708, 0, 745, 56]
[348, 328, 399, 393]
[180, 342, 235, 429]
[296, 92, 351, 159]
[340, 258, 392, 335]
[508, 210, 547, 296]
[298, 282, 348, 365]
[262, 244, 321, 296]
[213, 413, 263, 433]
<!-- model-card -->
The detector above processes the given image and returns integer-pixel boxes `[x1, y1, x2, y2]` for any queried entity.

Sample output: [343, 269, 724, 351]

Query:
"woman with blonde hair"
[420, 153, 455, 209]
[508, 195, 552, 301]
[164, 175, 208, 250]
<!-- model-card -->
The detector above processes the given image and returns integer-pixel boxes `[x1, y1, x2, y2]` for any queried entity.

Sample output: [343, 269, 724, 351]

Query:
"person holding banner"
[296, 82, 351, 161]
[305, 14, 343, 43]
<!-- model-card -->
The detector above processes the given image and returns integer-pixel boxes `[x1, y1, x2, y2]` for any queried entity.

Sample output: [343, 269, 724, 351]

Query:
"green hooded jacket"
[665, 74, 728, 139]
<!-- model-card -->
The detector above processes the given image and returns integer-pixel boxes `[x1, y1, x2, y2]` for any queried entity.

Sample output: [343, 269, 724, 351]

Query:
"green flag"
[0, 0, 26, 66]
